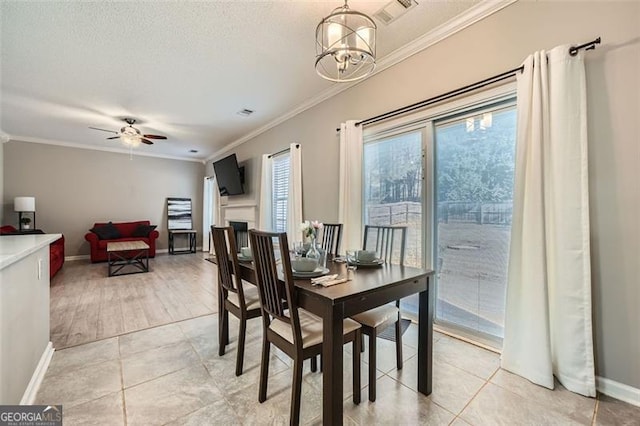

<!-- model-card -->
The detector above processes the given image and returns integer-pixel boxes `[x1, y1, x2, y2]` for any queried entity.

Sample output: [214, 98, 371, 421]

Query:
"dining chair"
[319, 223, 343, 257]
[249, 229, 361, 425]
[351, 224, 407, 402]
[211, 226, 262, 376]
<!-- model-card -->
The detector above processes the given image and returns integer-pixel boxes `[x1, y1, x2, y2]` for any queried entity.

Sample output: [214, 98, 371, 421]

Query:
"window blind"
[271, 152, 290, 233]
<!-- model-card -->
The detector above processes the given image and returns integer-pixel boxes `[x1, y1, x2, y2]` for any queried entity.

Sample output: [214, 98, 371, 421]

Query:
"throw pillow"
[131, 224, 157, 237]
[90, 222, 121, 240]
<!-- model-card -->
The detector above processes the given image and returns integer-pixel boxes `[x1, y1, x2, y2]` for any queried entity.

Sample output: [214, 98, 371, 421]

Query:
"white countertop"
[0, 234, 62, 270]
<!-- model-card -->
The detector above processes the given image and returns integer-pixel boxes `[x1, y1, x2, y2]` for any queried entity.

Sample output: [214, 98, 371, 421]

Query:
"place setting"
[287, 233, 352, 286]
[290, 257, 329, 278]
[290, 258, 350, 287]
[344, 249, 384, 268]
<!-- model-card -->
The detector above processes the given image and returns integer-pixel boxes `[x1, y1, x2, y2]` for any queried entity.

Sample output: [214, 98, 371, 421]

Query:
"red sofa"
[0, 225, 65, 279]
[85, 220, 159, 263]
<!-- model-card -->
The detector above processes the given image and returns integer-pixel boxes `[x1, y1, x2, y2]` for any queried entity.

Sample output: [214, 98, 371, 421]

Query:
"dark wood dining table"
[218, 257, 434, 426]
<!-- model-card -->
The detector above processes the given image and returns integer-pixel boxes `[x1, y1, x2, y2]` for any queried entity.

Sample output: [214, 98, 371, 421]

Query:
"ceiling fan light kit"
[120, 124, 142, 147]
[315, 0, 377, 83]
[89, 118, 167, 148]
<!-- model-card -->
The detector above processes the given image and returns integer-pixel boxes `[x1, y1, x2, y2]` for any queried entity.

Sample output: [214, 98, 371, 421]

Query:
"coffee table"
[106, 241, 150, 277]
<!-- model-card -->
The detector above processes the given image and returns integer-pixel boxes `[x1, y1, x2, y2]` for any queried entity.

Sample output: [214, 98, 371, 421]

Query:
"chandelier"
[315, 0, 377, 82]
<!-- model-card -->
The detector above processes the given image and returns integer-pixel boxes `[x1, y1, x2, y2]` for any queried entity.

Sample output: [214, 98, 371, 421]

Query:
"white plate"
[291, 267, 330, 278]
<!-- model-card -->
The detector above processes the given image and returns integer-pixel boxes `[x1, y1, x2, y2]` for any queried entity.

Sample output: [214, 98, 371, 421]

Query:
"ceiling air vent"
[374, 0, 418, 25]
[237, 108, 254, 117]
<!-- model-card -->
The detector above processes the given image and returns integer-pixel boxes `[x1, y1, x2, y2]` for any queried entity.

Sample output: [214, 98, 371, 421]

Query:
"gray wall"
[208, 2, 640, 388]
[3, 141, 205, 256]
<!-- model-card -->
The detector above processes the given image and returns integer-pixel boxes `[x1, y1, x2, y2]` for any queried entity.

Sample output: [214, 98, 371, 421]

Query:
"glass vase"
[306, 236, 320, 260]
[306, 236, 326, 269]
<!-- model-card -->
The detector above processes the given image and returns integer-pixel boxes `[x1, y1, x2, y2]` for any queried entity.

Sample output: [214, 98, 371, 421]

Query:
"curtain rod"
[336, 37, 601, 131]
[268, 143, 300, 158]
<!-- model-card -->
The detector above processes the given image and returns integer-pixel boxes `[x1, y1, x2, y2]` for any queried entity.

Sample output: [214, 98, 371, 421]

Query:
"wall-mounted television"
[212, 153, 245, 196]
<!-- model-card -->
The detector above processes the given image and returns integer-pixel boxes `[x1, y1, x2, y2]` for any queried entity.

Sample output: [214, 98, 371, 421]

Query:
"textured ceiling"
[1, 0, 483, 161]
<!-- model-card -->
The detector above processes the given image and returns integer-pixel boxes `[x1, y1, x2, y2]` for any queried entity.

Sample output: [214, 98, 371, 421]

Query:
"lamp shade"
[14, 197, 36, 212]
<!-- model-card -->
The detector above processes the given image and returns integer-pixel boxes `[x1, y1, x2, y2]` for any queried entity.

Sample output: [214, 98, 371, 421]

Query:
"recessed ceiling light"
[237, 108, 254, 117]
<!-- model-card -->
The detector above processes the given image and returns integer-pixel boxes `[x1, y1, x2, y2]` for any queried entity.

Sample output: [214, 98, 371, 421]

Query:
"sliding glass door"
[433, 104, 516, 343]
[363, 128, 424, 313]
[362, 90, 516, 345]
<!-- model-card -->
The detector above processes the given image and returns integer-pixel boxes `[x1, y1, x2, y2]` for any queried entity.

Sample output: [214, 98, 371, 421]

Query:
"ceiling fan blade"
[143, 134, 167, 140]
[107, 136, 121, 140]
[141, 138, 154, 145]
[89, 126, 118, 134]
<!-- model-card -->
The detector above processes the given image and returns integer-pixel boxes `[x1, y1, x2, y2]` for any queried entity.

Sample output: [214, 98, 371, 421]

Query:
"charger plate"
[290, 267, 330, 278]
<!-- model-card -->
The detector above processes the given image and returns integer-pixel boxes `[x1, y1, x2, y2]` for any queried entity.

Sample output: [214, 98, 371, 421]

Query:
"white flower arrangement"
[300, 220, 323, 239]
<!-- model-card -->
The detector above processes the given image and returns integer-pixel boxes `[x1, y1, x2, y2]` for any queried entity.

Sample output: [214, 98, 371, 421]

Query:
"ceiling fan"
[89, 118, 167, 146]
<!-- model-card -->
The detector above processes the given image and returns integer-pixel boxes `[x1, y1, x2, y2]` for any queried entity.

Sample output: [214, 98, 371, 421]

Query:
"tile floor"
[36, 313, 640, 425]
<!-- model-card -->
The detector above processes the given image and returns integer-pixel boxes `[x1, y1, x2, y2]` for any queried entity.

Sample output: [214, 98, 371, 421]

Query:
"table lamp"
[14, 196, 36, 231]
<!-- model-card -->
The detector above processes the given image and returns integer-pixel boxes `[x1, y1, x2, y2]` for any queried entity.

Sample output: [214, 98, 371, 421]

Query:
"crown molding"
[7, 134, 206, 164]
[206, 0, 518, 162]
[374, 0, 518, 75]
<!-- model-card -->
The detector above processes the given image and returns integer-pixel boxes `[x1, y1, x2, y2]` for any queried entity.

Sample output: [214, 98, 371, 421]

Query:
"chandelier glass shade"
[315, 1, 376, 82]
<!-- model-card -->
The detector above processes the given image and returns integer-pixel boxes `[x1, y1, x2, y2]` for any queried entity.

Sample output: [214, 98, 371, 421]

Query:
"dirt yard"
[436, 222, 510, 338]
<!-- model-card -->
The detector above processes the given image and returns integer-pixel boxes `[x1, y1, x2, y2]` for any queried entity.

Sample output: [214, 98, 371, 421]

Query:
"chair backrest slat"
[320, 223, 343, 257]
[363, 225, 407, 265]
[249, 230, 303, 345]
[211, 226, 245, 304]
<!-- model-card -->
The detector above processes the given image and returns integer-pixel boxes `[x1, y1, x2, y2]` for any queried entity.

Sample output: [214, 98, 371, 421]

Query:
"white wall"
[208, 1, 640, 389]
[0, 244, 51, 404]
[3, 142, 205, 256]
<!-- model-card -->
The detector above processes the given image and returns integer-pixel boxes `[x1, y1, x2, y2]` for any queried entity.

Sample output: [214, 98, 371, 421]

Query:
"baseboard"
[20, 342, 54, 405]
[597, 376, 640, 407]
[65, 247, 203, 261]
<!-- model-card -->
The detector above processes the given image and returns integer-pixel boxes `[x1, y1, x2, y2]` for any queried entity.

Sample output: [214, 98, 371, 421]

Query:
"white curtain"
[286, 143, 303, 245]
[203, 177, 212, 253]
[501, 45, 596, 397]
[203, 176, 221, 254]
[338, 120, 363, 251]
[258, 154, 273, 230]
